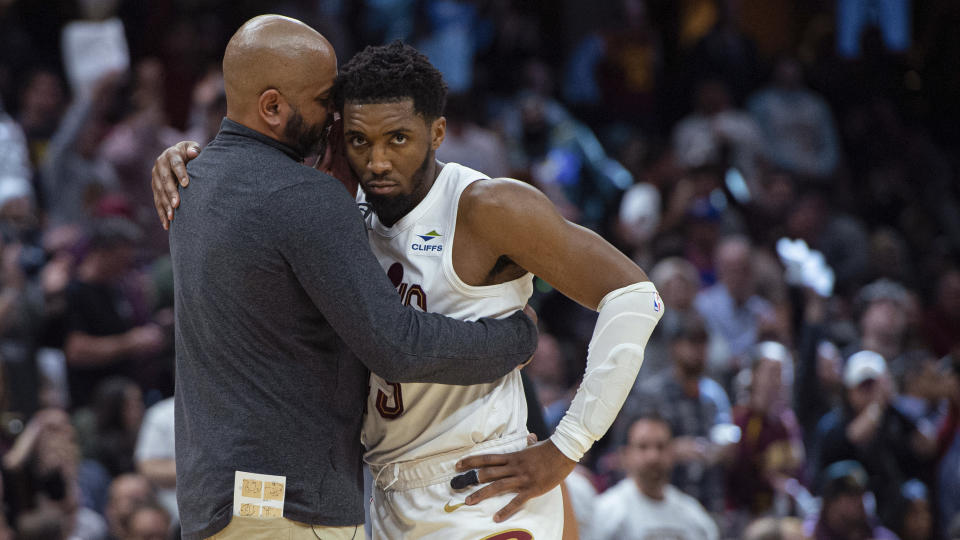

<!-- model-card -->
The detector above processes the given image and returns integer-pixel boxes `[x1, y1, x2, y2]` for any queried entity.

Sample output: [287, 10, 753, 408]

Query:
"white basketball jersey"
[358, 162, 534, 467]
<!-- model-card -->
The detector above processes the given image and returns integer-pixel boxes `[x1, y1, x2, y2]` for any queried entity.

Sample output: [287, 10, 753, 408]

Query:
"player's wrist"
[549, 420, 592, 462]
[545, 437, 579, 466]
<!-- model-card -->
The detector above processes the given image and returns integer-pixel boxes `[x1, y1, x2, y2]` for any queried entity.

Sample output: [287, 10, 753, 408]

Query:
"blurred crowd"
[0, 0, 959, 539]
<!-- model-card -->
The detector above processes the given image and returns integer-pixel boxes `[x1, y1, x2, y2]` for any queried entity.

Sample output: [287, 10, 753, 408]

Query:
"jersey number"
[375, 381, 403, 418]
[375, 279, 428, 419]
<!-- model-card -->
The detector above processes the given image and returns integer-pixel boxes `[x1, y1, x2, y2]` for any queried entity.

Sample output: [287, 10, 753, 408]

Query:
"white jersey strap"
[549, 281, 664, 461]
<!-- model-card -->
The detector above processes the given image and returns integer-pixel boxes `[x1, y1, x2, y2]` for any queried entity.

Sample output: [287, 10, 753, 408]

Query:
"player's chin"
[364, 185, 401, 197]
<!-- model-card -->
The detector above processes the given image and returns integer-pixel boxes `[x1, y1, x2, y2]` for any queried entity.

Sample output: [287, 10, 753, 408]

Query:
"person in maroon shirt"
[923, 268, 960, 358]
[727, 341, 804, 517]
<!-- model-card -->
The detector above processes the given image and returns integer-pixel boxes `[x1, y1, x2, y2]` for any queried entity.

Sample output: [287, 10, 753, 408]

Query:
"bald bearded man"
[169, 16, 538, 540]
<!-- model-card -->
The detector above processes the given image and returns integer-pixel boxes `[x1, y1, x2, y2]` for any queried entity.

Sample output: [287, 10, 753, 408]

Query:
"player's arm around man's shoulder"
[455, 178, 665, 522]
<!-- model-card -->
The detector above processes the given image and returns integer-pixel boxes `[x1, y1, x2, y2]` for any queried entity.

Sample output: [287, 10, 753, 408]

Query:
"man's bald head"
[224, 15, 334, 111]
[222, 15, 337, 147]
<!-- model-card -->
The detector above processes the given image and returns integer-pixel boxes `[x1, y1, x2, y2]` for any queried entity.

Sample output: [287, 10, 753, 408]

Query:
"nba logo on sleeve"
[410, 229, 444, 257]
[653, 292, 662, 312]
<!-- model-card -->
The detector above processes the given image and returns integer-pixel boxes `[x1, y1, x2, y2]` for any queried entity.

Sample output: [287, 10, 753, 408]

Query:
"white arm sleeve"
[549, 281, 663, 461]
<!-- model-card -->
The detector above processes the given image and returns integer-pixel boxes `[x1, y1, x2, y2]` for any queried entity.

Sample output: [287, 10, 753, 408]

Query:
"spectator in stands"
[15, 68, 66, 168]
[74, 377, 143, 478]
[133, 396, 175, 522]
[63, 218, 164, 409]
[672, 79, 764, 195]
[743, 516, 806, 540]
[727, 341, 804, 518]
[525, 332, 575, 432]
[436, 93, 510, 179]
[15, 507, 64, 540]
[122, 502, 169, 540]
[850, 279, 910, 362]
[563, 466, 597, 540]
[683, 0, 762, 105]
[99, 58, 187, 257]
[694, 235, 777, 386]
[593, 413, 719, 540]
[563, 0, 663, 130]
[645, 257, 702, 377]
[794, 285, 845, 451]
[747, 56, 840, 181]
[923, 268, 960, 358]
[182, 69, 226, 148]
[0, 189, 49, 418]
[938, 354, 960, 539]
[807, 460, 898, 540]
[495, 63, 634, 232]
[889, 349, 948, 430]
[104, 474, 153, 540]
[39, 71, 123, 226]
[0, 97, 31, 194]
[620, 313, 732, 513]
[1, 407, 107, 539]
[785, 187, 870, 295]
[890, 478, 933, 540]
[813, 350, 935, 529]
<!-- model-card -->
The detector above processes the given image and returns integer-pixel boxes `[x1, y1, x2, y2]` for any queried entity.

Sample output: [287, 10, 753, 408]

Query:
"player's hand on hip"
[152, 141, 201, 230]
[455, 439, 576, 522]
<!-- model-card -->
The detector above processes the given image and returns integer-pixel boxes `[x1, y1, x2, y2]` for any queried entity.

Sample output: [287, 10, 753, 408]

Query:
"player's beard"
[284, 105, 330, 158]
[362, 148, 433, 227]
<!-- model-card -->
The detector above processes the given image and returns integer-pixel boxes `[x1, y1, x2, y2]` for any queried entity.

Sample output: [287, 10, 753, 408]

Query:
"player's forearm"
[550, 282, 663, 461]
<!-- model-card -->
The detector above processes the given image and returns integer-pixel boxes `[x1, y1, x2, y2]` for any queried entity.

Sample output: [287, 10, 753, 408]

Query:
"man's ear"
[259, 89, 285, 131]
[430, 116, 446, 151]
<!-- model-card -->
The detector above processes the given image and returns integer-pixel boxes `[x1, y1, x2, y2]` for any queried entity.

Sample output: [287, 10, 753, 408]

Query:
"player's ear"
[259, 88, 285, 131]
[430, 116, 446, 151]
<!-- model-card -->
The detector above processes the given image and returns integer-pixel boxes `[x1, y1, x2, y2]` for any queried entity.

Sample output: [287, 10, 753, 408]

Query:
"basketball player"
[152, 42, 663, 539]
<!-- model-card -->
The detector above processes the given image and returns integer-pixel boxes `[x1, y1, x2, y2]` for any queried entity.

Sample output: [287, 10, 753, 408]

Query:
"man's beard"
[284, 105, 330, 158]
[362, 149, 432, 227]
[678, 360, 704, 379]
[638, 467, 667, 489]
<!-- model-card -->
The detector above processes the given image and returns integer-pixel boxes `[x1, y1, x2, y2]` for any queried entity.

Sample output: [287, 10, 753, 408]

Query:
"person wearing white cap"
[812, 350, 936, 530]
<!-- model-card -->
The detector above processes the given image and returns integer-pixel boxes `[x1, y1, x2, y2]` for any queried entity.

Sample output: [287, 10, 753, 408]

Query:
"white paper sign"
[61, 17, 130, 96]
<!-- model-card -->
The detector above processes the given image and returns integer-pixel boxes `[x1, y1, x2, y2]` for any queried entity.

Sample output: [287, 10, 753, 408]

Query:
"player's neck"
[421, 158, 444, 198]
[374, 159, 445, 227]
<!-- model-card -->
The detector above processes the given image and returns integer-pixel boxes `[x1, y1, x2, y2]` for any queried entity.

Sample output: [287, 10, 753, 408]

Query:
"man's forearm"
[273, 180, 537, 385]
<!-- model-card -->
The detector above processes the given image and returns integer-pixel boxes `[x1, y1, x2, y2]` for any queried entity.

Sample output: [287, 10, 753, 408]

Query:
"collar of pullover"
[218, 117, 306, 162]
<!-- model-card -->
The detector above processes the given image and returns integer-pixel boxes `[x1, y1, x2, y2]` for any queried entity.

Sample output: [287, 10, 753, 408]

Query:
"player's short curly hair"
[333, 41, 447, 120]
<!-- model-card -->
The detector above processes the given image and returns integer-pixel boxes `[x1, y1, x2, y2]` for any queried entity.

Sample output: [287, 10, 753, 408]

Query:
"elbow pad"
[549, 281, 663, 461]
